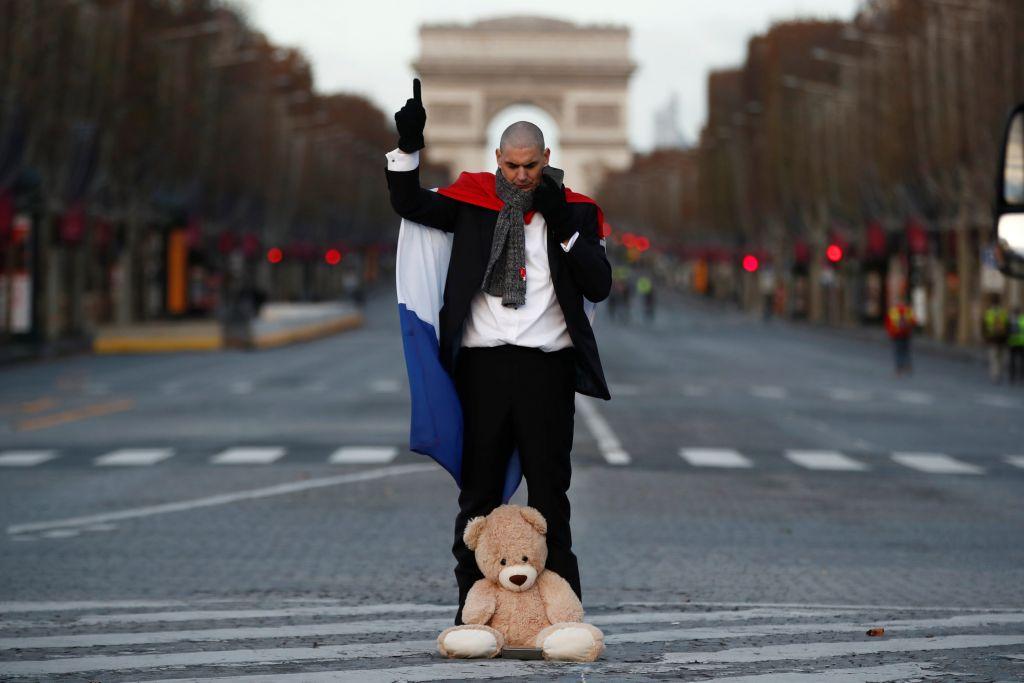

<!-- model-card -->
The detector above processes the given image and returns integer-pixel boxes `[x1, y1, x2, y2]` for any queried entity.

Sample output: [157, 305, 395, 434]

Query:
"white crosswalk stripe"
[329, 447, 398, 464]
[210, 447, 285, 465]
[0, 450, 57, 466]
[94, 448, 174, 466]
[785, 450, 868, 472]
[891, 452, 984, 475]
[680, 448, 753, 468]
[1007, 455, 1024, 470]
[0, 598, 1019, 680]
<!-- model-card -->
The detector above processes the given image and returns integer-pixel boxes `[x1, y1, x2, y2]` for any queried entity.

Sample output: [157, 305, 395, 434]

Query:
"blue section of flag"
[398, 302, 463, 485]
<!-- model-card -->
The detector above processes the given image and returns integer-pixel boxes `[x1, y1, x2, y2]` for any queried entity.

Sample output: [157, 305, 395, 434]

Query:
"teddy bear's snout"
[499, 564, 537, 591]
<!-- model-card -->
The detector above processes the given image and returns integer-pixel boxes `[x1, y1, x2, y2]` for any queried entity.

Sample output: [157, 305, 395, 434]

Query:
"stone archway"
[413, 16, 635, 196]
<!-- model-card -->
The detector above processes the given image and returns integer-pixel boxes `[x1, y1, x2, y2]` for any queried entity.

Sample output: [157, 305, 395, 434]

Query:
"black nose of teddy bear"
[509, 574, 527, 586]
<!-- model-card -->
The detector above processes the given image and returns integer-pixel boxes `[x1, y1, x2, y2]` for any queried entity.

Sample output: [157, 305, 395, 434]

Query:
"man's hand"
[533, 174, 574, 243]
[394, 78, 426, 153]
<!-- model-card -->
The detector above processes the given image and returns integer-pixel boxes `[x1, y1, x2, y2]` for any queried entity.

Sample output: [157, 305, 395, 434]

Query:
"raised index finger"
[413, 78, 422, 103]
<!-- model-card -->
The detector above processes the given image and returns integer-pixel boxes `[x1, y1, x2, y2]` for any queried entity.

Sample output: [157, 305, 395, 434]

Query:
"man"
[981, 296, 1009, 383]
[386, 79, 611, 625]
[885, 297, 915, 376]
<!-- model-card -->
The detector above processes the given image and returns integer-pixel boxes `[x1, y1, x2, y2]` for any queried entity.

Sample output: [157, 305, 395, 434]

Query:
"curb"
[92, 312, 364, 354]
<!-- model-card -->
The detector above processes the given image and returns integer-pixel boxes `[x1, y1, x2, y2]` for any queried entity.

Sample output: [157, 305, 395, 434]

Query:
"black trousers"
[451, 344, 581, 625]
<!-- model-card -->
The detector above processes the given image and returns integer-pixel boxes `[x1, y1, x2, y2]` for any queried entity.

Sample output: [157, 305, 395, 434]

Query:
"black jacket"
[387, 165, 612, 400]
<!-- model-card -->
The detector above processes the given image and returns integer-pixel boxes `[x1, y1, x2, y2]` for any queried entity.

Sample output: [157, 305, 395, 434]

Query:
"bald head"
[499, 121, 545, 152]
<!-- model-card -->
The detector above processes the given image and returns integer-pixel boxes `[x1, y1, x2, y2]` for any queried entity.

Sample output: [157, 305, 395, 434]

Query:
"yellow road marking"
[16, 398, 135, 432]
[21, 397, 58, 414]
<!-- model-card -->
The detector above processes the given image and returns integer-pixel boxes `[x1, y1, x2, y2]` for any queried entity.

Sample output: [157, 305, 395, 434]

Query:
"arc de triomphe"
[413, 16, 635, 196]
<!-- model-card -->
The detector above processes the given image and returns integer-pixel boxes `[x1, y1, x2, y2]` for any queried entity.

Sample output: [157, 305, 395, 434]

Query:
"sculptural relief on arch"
[413, 16, 635, 197]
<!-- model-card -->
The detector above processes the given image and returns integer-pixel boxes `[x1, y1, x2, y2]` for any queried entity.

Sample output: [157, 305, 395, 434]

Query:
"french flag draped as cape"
[396, 172, 605, 503]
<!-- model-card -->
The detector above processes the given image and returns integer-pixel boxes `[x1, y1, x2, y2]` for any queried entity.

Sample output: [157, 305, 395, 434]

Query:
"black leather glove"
[533, 174, 574, 242]
[394, 78, 426, 153]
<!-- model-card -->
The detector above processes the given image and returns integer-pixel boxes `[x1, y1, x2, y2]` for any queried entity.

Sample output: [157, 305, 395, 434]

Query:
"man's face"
[495, 145, 550, 192]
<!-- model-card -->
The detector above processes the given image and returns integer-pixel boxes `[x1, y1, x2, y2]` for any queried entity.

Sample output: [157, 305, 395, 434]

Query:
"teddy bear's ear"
[463, 516, 488, 550]
[519, 506, 547, 535]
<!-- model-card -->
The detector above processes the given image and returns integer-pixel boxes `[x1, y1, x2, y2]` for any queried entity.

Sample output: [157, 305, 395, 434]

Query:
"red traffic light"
[266, 247, 283, 264]
[742, 254, 759, 272]
[826, 244, 843, 263]
[634, 236, 650, 252]
[325, 248, 342, 266]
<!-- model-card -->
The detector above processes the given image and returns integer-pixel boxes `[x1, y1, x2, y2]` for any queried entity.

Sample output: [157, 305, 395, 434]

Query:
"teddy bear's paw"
[536, 622, 605, 662]
[437, 625, 503, 659]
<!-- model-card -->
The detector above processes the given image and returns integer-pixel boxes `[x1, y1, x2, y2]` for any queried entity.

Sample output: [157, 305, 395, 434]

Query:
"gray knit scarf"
[481, 170, 532, 308]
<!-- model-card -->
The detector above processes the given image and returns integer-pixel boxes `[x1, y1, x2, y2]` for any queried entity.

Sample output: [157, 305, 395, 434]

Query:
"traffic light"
[266, 247, 283, 264]
[742, 254, 760, 272]
[826, 243, 843, 264]
[324, 248, 342, 266]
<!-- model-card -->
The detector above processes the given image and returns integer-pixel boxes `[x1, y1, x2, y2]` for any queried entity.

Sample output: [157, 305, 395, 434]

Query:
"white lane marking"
[94, 448, 174, 466]
[0, 608, 846, 650]
[0, 450, 57, 466]
[0, 618, 451, 650]
[370, 378, 401, 393]
[229, 381, 253, 395]
[210, 447, 285, 465]
[682, 385, 708, 397]
[680, 448, 752, 468]
[71, 603, 452, 627]
[785, 450, 868, 472]
[894, 390, 934, 405]
[892, 452, 984, 475]
[1006, 455, 1024, 470]
[977, 393, 1017, 409]
[0, 599, 196, 613]
[5, 464, 434, 535]
[604, 612, 1024, 644]
[826, 388, 870, 402]
[147, 660, 541, 683]
[663, 634, 1024, 665]
[635, 663, 938, 682]
[40, 529, 79, 538]
[750, 385, 787, 400]
[624, 599, 1020, 613]
[576, 395, 631, 465]
[0, 639, 438, 676]
[329, 447, 398, 465]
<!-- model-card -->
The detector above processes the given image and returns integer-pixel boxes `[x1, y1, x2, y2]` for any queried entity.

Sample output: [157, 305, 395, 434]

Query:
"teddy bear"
[437, 504, 604, 662]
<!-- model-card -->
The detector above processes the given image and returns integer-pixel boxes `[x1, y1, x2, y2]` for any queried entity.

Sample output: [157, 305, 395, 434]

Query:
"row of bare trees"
[598, 0, 1024, 338]
[0, 0, 397, 260]
[0, 0, 402, 331]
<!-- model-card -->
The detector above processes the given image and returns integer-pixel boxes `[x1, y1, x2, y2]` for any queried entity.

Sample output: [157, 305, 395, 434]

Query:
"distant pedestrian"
[885, 299, 915, 376]
[636, 275, 655, 323]
[1009, 307, 1024, 384]
[982, 297, 1010, 383]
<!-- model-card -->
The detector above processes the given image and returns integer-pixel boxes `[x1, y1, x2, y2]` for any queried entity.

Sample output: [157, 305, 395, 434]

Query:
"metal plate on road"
[501, 647, 544, 660]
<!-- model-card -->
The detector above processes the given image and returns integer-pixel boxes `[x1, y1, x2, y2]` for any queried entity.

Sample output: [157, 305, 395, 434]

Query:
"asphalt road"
[1, 285, 1023, 682]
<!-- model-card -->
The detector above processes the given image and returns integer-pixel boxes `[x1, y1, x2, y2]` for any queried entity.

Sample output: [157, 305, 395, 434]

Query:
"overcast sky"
[241, 0, 863, 152]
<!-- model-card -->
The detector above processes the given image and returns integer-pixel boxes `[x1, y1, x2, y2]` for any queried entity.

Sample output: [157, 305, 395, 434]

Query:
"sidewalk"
[90, 301, 364, 354]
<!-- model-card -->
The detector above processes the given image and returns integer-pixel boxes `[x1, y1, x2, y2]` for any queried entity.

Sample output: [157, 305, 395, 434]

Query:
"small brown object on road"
[866, 627, 885, 637]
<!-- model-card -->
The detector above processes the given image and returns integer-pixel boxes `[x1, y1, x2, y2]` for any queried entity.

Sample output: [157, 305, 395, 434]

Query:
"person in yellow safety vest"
[885, 299, 916, 376]
[981, 298, 1010, 383]
[636, 275, 655, 323]
[1009, 307, 1024, 385]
